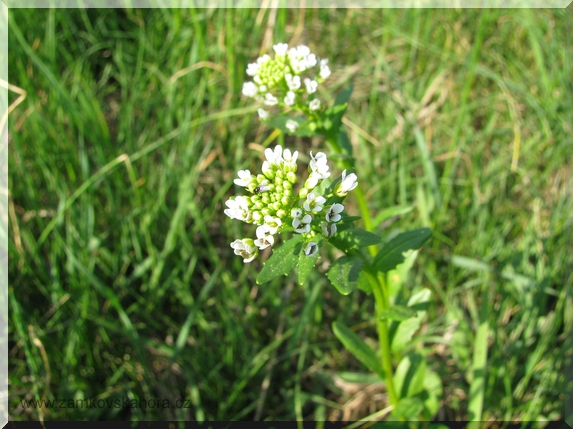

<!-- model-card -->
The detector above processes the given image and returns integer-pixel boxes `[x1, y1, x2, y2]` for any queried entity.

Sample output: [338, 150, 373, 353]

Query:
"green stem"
[365, 269, 398, 407]
[326, 136, 399, 408]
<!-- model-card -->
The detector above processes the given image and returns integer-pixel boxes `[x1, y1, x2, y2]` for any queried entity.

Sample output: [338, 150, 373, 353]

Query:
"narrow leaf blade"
[332, 321, 384, 379]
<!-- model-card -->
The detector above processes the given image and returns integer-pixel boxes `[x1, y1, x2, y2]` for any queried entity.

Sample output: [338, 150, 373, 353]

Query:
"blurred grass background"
[7, 7, 573, 422]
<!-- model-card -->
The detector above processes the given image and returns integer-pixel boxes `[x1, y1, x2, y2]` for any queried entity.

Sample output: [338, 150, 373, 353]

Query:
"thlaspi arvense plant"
[225, 43, 442, 420]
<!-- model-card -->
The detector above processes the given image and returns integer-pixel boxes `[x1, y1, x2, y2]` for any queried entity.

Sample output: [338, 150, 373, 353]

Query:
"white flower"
[263, 215, 282, 235]
[234, 170, 252, 187]
[242, 82, 257, 97]
[303, 192, 326, 213]
[304, 78, 318, 94]
[321, 222, 337, 238]
[286, 120, 299, 133]
[254, 226, 274, 250]
[292, 214, 312, 234]
[283, 148, 299, 165]
[319, 59, 331, 79]
[259, 84, 267, 93]
[224, 196, 250, 221]
[309, 99, 321, 111]
[306, 54, 317, 68]
[305, 173, 320, 190]
[310, 151, 330, 179]
[291, 208, 303, 218]
[246, 62, 259, 76]
[264, 93, 279, 106]
[273, 43, 289, 56]
[304, 241, 319, 257]
[284, 91, 296, 106]
[257, 54, 271, 65]
[258, 108, 269, 120]
[337, 170, 358, 195]
[230, 238, 258, 263]
[285, 74, 301, 90]
[326, 203, 344, 222]
[265, 145, 283, 165]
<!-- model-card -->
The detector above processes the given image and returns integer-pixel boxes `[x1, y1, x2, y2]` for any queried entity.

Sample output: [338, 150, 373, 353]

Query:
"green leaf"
[332, 321, 384, 379]
[334, 83, 354, 107]
[422, 369, 443, 419]
[390, 288, 432, 352]
[329, 228, 382, 252]
[297, 240, 321, 285]
[374, 228, 432, 273]
[356, 270, 372, 295]
[380, 305, 418, 321]
[336, 372, 382, 384]
[387, 249, 419, 299]
[393, 353, 427, 399]
[256, 235, 303, 284]
[393, 397, 425, 420]
[372, 205, 414, 228]
[337, 129, 353, 159]
[326, 256, 363, 295]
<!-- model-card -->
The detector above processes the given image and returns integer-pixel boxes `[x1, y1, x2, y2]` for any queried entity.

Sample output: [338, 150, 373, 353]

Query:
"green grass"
[8, 7, 573, 422]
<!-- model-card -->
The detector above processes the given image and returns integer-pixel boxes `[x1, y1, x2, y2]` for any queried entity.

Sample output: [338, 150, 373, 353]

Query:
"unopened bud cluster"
[225, 145, 358, 263]
[241, 43, 332, 132]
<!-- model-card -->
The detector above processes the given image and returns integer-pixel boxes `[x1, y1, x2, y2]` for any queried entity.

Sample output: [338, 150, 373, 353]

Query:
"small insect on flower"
[254, 183, 271, 194]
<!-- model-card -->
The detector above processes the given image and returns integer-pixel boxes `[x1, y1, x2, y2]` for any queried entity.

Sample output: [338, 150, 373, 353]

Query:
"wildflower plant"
[228, 43, 442, 420]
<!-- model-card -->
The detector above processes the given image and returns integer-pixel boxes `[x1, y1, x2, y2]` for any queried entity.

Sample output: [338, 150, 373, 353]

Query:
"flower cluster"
[242, 43, 331, 129]
[226, 145, 358, 263]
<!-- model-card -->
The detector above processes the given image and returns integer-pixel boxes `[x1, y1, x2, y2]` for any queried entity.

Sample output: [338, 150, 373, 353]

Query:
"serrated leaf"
[390, 288, 432, 352]
[374, 228, 432, 273]
[329, 228, 382, 252]
[372, 205, 414, 228]
[326, 256, 362, 295]
[393, 397, 424, 419]
[332, 321, 384, 379]
[380, 305, 418, 321]
[256, 235, 303, 284]
[297, 240, 321, 285]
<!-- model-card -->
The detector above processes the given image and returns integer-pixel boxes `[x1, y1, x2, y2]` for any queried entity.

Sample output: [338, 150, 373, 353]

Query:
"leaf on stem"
[332, 321, 384, 380]
[329, 228, 382, 252]
[326, 255, 363, 295]
[256, 235, 303, 284]
[373, 228, 432, 273]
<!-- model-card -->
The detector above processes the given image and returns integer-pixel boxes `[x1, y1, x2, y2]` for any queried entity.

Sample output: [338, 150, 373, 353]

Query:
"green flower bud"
[275, 177, 282, 185]
[272, 202, 282, 211]
[276, 169, 284, 179]
[283, 180, 292, 189]
[284, 188, 293, 197]
[281, 196, 290, 206]
[255, 200, 264, 209]
[286, 171, 297, 184]
[299, 188, 309, 199]
[261, 208, 271, 216]
[252, 211, 263, 222]
[276, 209, 287, 219]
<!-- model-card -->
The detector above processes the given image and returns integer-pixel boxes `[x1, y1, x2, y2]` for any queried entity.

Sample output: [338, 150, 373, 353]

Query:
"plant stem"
[326, 136, 399, 407]
[365, 269, 399, 407]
